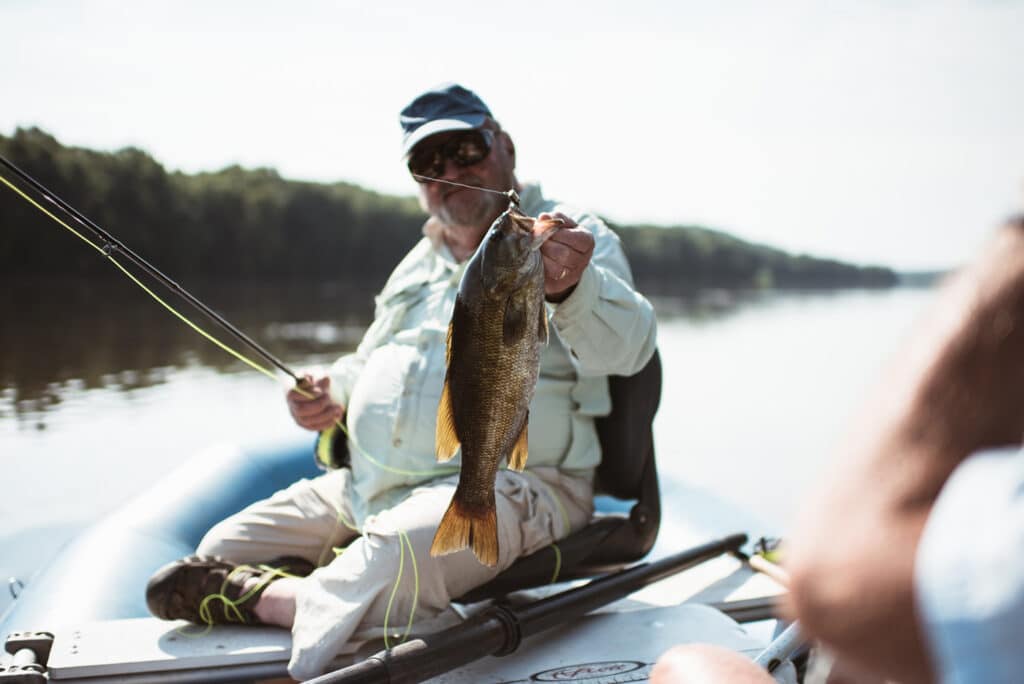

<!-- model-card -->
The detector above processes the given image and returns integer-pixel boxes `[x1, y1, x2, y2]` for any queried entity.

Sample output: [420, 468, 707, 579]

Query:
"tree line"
[0, 127, 897, 291]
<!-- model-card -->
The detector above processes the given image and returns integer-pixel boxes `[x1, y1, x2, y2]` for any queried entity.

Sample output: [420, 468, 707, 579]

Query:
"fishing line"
[178, 560, 310, 637]
[342, 420, 460, 478]
[548, 544, 562, 584]
[383, 529, 421, 649]
[0, 171, 282, 383]
[411, 174, 519, 206]
[314, 494, 420, 650]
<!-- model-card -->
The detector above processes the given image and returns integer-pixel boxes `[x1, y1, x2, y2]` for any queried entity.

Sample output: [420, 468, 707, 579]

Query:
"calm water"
[0, 278, 937, 614]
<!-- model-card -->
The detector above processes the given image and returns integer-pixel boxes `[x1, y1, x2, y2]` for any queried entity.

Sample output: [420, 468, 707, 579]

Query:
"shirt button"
[393, 437, 403, 447]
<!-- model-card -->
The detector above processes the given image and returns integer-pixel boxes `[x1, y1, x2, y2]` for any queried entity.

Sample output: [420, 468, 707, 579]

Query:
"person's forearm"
[550, 264, 657, 376]
[784, 217, 1024, 683]
[891, 217, 1024, 503]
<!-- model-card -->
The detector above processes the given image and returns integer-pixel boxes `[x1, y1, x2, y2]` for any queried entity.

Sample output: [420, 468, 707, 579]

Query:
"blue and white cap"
[399, 83, 492, 157]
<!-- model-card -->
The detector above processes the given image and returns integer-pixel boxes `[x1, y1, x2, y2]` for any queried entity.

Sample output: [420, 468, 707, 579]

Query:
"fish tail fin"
[430, 497, 499, 567]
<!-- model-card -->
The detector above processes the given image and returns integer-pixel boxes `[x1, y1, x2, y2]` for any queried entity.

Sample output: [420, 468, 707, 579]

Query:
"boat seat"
[456, 348, 662, 603]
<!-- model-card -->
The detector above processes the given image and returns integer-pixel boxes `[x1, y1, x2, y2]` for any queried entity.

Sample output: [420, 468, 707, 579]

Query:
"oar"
[737, 549, 807, 675]
[754, 621, 804, 674]
[307, 533, 748, 684]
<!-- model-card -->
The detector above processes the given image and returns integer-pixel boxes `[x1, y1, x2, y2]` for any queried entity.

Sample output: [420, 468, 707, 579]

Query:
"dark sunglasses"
[408, 129, 495, 181]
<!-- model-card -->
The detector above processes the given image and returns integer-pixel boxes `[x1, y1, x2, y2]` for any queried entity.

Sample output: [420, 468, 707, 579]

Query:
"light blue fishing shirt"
[915, 445, 1024, 683]
[327, 182, 657, 524]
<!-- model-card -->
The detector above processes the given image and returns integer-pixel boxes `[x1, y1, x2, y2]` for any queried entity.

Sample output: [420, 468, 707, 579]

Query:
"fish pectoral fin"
[537, 301, 548, 345]
[431, 497, 499, 567]
[435, 377, 461, 462]
[503, 295, 528, 345]
[445, 308, 457, 368]
[508, 416, 529, 471]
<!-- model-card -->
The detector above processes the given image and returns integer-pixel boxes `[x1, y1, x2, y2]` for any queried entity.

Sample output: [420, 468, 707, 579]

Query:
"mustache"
[441, 175, 497, 200]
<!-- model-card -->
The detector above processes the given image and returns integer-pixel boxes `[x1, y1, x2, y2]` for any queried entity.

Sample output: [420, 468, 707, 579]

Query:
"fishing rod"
[307, 533, 748, 684]
[0, 153, 301, 383]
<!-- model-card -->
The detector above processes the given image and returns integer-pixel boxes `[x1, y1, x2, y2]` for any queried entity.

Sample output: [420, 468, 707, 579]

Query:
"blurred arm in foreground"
[650, 213, 1024, 683]
[782, 213, 1024, 683]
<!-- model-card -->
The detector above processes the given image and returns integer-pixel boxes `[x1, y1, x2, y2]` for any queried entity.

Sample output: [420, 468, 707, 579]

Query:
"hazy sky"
[2, 0, 1021, 271]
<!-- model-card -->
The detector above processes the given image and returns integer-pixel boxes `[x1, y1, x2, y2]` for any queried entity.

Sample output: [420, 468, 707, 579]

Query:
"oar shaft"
[309, 533, 748, 684]
[754, 621, 804, 673]
[0, 153, 300, 382]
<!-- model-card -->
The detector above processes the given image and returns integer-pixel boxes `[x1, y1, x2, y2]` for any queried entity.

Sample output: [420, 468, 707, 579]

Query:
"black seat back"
[458, 349, 662, 601]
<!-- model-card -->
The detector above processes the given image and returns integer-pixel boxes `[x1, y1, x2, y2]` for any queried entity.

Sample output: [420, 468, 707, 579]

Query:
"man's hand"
[535, 212, 595, 302]
[287, 374, 345, 432]
[651, 644, 775, 684]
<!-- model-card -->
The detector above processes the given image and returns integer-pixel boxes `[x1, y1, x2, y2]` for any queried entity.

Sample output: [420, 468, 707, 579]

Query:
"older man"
[145, 83, 657, 680]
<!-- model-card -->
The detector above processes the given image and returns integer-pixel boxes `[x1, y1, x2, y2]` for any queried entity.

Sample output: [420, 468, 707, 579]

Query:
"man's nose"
[439, 156, 462, 180]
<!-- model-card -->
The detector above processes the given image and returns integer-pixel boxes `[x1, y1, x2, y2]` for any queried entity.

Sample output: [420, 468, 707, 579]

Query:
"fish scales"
[430, 207, 560, 566]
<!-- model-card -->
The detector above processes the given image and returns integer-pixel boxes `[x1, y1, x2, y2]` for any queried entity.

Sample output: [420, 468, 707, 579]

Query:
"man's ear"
[498, 130, 515, 159]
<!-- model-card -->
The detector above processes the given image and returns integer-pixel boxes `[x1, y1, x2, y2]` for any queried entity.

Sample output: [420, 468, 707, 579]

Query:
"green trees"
[0, 128, 896, 290]
[617, 223, 897, 291]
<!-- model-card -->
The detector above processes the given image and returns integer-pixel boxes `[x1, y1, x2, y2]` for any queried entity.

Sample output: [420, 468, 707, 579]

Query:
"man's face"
[412, 126, 516, 231]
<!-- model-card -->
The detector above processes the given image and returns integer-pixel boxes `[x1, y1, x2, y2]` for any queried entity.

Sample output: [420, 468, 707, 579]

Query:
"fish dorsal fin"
[435, 319, 461, 462]
[503, 295, 528, 346]
[507, 412, 529, 471]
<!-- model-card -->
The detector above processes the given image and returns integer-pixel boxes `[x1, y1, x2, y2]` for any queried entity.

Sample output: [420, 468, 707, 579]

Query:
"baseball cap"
[399, 83, 492, 157]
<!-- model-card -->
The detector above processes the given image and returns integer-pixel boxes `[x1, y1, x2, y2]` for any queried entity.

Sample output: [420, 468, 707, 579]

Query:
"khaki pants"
[197, 466, 593, 680]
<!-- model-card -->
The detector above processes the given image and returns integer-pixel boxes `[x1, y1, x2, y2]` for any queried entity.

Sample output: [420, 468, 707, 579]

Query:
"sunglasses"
[408, 129, 495, 181]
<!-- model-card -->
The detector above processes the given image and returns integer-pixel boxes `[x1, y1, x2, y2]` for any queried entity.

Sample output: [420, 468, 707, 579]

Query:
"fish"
[430, 207, 562, 566]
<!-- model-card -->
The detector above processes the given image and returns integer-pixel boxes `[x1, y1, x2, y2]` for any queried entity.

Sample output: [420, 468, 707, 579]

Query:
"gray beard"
[440, 192, 505, 229]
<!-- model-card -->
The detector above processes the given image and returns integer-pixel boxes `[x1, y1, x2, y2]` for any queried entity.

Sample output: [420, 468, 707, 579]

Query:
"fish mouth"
[529, 216, 564, 251]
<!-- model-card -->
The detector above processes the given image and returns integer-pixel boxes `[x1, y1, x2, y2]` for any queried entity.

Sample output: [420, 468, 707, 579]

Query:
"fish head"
[478, 208, 558, 295]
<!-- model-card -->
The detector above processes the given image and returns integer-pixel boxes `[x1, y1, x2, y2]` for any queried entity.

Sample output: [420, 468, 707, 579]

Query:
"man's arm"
[782, 216, 1024, 683]
[539, 210, 657, 377]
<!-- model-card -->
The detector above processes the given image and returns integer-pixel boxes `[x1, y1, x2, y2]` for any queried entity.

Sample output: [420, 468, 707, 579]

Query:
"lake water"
[0, 279, 937, 615]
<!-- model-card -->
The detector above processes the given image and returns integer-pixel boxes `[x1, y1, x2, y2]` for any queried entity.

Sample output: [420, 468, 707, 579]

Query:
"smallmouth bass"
[430, 207, 562, 566]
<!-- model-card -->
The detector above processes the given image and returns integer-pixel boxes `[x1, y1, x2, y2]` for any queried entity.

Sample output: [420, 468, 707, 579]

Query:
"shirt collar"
[518, 182, 543, 215]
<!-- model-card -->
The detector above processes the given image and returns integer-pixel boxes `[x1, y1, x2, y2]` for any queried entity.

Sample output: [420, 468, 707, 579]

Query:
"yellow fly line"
[0, 172, 280, 383]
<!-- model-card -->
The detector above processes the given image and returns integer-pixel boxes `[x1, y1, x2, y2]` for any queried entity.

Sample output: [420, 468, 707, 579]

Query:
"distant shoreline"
[2, 127, 898, 290]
